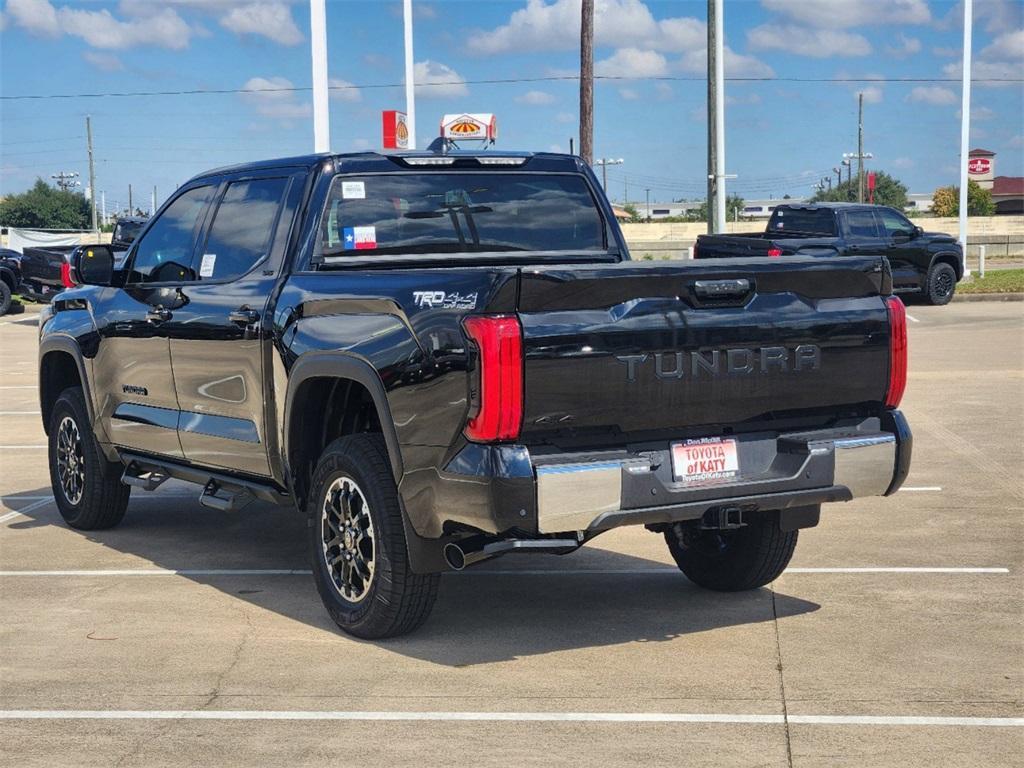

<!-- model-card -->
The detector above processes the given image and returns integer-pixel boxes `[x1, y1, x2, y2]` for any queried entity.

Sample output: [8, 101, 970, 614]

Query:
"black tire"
[308, 434, 439, 639]
[0, 280, 11, 317]
[665, 515, 797, 591]
[925, 262, 957, 306]
[47, 387, 130, 530]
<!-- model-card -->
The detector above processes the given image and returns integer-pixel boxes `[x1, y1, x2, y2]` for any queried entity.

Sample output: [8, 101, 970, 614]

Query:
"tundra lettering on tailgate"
[616, 345, 821, 383]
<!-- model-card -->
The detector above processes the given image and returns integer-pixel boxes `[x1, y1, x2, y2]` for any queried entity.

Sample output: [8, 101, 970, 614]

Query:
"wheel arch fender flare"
[0, 265, 17, 291]
[283, 351, 404, 484]
[929, 251, 964, 281]
[38, 335, 96, 435]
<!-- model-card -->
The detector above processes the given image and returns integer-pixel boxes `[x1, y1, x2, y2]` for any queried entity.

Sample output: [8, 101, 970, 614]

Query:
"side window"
[844, 210, 881, 239]
[197, 177, 289, 281]
[877, 209, 913, 238]
[129, 185, 213, 283]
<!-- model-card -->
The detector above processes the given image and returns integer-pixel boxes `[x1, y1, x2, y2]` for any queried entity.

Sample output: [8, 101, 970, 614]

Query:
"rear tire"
[665, 515, 797, 591]
[47, 386, 130, 530]
[0, 281, 11, 316]
[308, 434, 439, 639]
[925, 262, 957, 306]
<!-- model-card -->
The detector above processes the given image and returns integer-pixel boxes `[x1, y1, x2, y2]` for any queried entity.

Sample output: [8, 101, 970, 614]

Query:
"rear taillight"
[60, 261, 76, 288]
[767, 247, 783, 258]
[885, 296, 907, 408]
[462, 315, 523, 442]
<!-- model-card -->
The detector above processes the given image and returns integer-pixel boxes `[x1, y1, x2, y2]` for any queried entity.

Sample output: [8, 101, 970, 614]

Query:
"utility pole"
[86, 116, 98, 234]
[645, 188, 651, 222]
[101, 191, 107, 227]
[579, 0, 594, 166]
[151, 186, 157, 216]
[593, 158, 623, 193]
[833, 166, 842, 190]
[310, 0, 330, 152]
[624, 176, 628, 204]
[857, 92, 865, 203]
[707, 0, 727, 233]
[957, 0, 973, 275]
[128, 184, 133, 214]
[51, 171, 80, 192]
[403, 0, 417, 150]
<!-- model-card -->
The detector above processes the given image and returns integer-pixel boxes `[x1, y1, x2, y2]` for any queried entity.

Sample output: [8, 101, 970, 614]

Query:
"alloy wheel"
[321, 475, 376, 603]
[56, 415, 85, 505]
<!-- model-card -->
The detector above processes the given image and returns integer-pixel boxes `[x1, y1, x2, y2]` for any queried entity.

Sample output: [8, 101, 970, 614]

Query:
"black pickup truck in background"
[695, 203, 964, 305]
[18, 216, 147, 303]
[38, 151, 911, 638]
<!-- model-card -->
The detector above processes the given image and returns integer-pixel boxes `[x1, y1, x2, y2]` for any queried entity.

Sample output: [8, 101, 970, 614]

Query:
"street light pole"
[593, 158, 624, 194]
[403, 0, 417, 150]
[645, 188, 650, 222]
[958, 0, 973, 276]
[310, 0, 330, 153]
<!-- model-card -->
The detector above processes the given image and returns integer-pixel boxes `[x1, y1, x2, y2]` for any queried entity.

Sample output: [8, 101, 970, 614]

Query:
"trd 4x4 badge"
[412, 291, 478, 310]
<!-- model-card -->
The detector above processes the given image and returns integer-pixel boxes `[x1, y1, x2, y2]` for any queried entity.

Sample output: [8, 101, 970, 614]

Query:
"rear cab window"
[767, 208, 837, 236]
[315, 172, 607, 262]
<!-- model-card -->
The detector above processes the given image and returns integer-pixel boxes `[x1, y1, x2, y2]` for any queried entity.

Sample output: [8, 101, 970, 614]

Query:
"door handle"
[228, 308, 260, 326]
[146, 307, 172, 323]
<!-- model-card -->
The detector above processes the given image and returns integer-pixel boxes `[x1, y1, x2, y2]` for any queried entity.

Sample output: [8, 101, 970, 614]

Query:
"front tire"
[925, 262, 957, 306]
[47, 387, 130, 530]
[308, 434, 439, 639]
[0, 281, 11, 316]
[665, 515, 797, 591]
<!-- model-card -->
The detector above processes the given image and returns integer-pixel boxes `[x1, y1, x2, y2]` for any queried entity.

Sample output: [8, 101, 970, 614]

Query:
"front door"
[874, 208, 922, 290]
[91, 184, 216, 458]
[165, 172, 301, 478]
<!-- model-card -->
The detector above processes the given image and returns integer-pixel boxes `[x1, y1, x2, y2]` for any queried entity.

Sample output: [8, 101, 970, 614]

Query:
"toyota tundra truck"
[38, 151, 911, 638]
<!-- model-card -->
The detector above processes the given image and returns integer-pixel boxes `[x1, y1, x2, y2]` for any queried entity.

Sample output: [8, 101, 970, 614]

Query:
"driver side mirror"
[72, 244, 114, 286]
[914, 226, 924, 238]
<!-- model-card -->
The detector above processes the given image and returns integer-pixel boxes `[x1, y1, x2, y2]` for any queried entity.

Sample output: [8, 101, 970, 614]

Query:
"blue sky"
[1, 0, 1022, 210]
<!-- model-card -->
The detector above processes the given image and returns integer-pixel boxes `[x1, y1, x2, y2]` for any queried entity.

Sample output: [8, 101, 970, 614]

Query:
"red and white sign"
[968, 157, 991, 175]
[672, 437, 740, 486]
[440, 113, 497, 143]
[382, 110, 409, 150]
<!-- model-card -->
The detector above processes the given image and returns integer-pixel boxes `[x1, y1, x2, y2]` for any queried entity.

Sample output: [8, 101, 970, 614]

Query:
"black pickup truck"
[39, 151, 911, 638]
[695, 203, 963, 305]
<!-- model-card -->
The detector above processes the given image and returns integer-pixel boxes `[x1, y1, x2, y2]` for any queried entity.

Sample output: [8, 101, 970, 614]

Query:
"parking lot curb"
[952, 292, 1024, 302]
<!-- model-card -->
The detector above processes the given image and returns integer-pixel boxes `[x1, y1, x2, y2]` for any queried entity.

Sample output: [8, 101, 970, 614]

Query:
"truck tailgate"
[516, 257, 891, 442]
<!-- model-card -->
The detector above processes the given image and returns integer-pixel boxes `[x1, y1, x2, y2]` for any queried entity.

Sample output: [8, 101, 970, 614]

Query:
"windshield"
[113, 220, 145, 244]
[318, 172, 606, 257]
[767, 208, 837, 236]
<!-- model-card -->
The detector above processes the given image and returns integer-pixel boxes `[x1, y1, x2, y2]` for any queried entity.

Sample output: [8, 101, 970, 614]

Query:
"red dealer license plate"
[672, 437, 740, 486]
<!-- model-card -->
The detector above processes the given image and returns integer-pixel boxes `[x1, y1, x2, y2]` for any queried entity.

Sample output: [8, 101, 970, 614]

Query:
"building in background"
[969, 148, 1023, 215]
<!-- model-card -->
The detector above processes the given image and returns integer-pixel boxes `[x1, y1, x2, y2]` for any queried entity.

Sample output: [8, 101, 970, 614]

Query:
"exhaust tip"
[443, 543, 467, 571]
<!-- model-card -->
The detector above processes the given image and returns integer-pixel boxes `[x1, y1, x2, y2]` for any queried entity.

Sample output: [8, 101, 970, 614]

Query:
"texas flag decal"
[342, 226, 377, 250]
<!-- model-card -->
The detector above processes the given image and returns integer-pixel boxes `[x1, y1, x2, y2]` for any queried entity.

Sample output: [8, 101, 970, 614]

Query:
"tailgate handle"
[693, 279, 751, 298]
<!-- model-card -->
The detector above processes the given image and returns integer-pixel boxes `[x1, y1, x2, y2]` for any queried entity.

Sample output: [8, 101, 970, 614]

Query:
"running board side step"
[119, 452, 290, 510]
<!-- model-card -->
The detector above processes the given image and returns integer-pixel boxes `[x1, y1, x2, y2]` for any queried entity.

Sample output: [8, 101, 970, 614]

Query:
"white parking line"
[0, 411, 41, 415]
[906, 314, 920, 323]
[0, 497, 53, 522]
[0, 710, 1019, 727]
[0, 567, 1008, 577]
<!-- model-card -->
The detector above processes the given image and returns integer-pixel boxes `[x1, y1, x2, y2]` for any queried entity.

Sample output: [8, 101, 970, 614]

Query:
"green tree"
[686, 195, 745, 223]
[810, 170, 908, 210]
[930, 180, 995, 217]
[622, 203, 643, 223]
[0, 178, 91, 229]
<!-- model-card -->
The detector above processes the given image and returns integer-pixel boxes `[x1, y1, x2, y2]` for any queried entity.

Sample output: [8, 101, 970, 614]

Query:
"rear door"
[840, 209, 887, 257]
[874, 208, 922, 289]
[91, 183, 216, 458]
[165, 170, 304, 477]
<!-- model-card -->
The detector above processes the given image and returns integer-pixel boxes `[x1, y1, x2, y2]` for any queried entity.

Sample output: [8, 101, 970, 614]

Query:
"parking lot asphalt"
[1, 301, 1022, 767]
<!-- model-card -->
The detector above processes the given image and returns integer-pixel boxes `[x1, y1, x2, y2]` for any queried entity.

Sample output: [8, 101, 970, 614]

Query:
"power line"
[2, 75, 1021, 101]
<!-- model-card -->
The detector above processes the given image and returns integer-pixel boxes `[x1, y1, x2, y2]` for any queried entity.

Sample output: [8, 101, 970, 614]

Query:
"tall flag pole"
[310, 0, 330, 152]
[958, 0, 973, 276]
[403, 0, 417, 150]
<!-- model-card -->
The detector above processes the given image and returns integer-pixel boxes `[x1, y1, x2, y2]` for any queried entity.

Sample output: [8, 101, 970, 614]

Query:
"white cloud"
[241, 76, 311, 119]
[82, 50, 125, 72]
[893, 157, 914, 169]
[885, 33, 921, 58]
[942, 58, 1022, 88]
[555, 111, 576, 123]
[980, 29, 1024, 60]
[57, 5, 192, 49]
[906, 86, 958, 105]
[932, 45, 959, 57]
[515, 90, 556, 105]
[219, 2, 302, 46]
[5, 0, 59, 35]
[413, 60, 468, 98]
[618, 87, 640, 100]
[596, 47, 668, 77]
[860, 85, 883, 103]
[748, 24, 871, 57]
[759, 0, 930, 29]
[328, 78, 361, 102]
